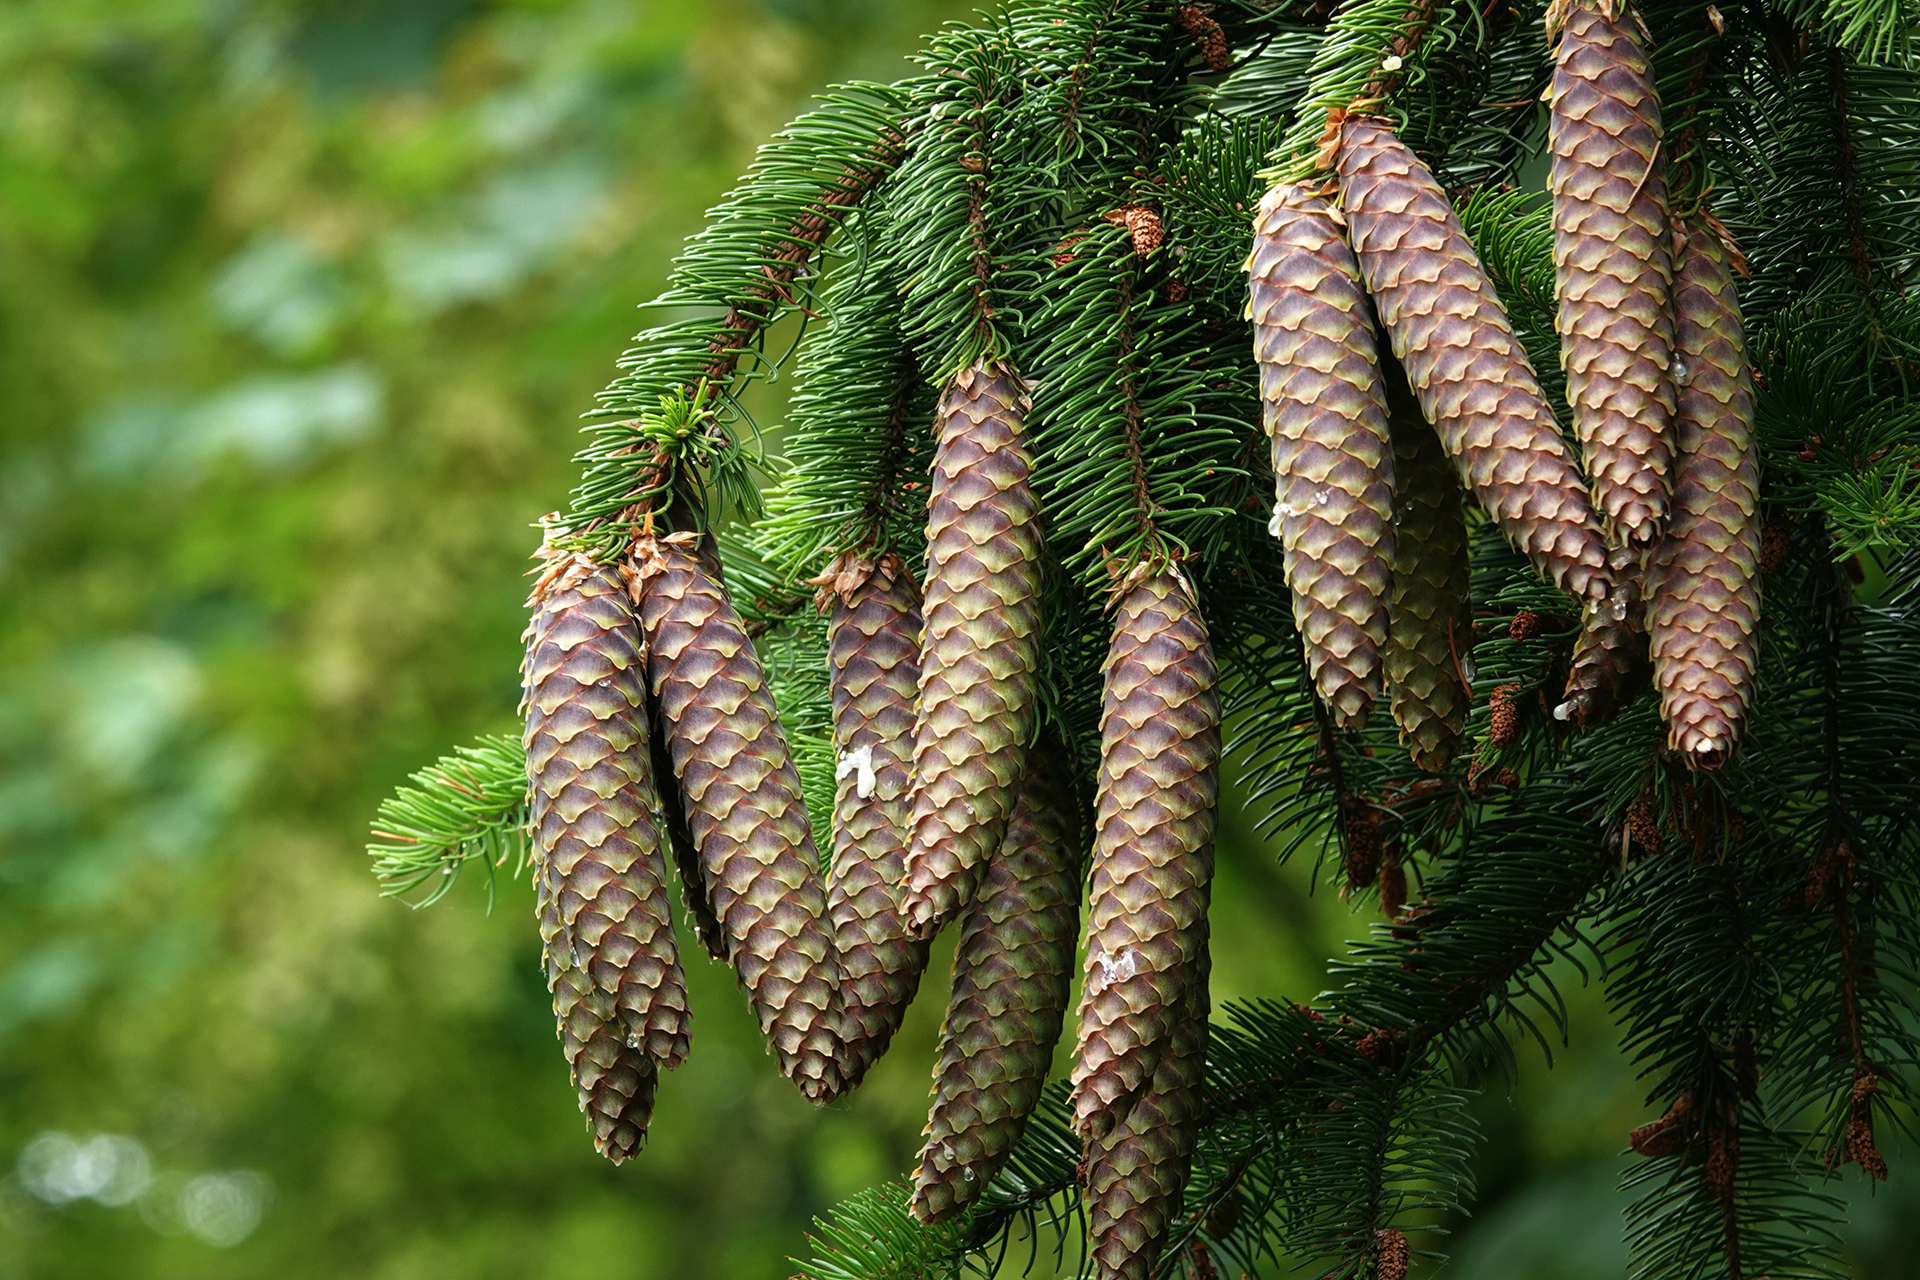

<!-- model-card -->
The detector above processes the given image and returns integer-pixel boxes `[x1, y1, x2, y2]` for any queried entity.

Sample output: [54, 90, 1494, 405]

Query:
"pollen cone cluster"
[1336, 116, 1612, 604]
[524, 560, 690, 1161]
[1646, 218, 1761, 767]
[902, 359, 1044, 937]
[1549, 0, 1676, 546]
[1382, 360, 1473, 772]
[633, 537, 846, 1101]
[822, 553, 931, 1087]
[1247, 182, 1396, 730]
[1071, 570, 1218, 1144]
[912, 746, 1080, 1224]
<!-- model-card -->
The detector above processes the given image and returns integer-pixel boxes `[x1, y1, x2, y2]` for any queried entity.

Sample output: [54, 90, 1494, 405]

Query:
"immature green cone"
[523, 558, 691, 1159]
[1246, 182, 1396, 730]
[1083, 938, 1208, 1280]
[1549, 0, 1676, 546]
[632, 537, 846, 1101]
[1647, 218, 1761, 768]
[1070, 569, 1217, 1142]
[1383, 364, 1472, 772]
[1337, 116, 1612, 603]
[912, 746, 1080, 1224]
[902, 360, 1043, 937]
[822, 553, 931, 1087]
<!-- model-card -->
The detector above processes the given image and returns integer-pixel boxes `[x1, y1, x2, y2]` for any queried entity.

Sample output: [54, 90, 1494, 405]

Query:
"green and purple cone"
[1336, 116, 1612, 604]
[1070, 569, 1217, 1142]
[523, 556, 690, 1161]
[912, 745, 1081, 1224]
[1646, 217, 1761, 767]
[632, 537, 845, 1101]
[823, 553, 931, 1088]
[1083, 932, 1209, 1280]
[1247, 182, 1396, 730]
[1383, 362, 1473, 772]
[901, 360, 1044, 938]
[1549, 0, 1676, 546]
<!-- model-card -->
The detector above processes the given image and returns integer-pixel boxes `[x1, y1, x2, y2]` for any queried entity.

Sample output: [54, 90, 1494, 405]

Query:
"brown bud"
[1489, 684, 1523, 748]
[1508, 611, 1546, 640]
[1625, 794, 1663, 858]
[1629, 1093, 1691, 1158]
[1175, 5, 1233, 71]
[1759, 515, 1790, 575]
[1379, 851, 1407, 919]
[1376, 1228, 1411, 1280]
[1344, 807, 1382, 889]
[1705, 1128, 1739, 1199]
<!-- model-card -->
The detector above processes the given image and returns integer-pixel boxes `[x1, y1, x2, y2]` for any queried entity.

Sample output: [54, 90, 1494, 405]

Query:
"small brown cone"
[902, 360, 1044, 937]
[823, 554, 932, 1088]
[1247, 182, 1396, 729]
[633, 537, 845, 1101]
[912, 747, 1081, 1223]
[1382, 362, 1472, 771]
[1071, 570, 1218, 1142]
[1646, 217, 1761, 768]
[523, 559, 691, 1161]
[1083, 932, 1209, 1280]
[1336, 116, 1612, 603]
[1549, 0, 1677, 545]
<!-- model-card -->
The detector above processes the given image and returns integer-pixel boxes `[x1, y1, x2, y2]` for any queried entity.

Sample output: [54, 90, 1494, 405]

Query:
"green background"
[0, 2, 1909, 1276]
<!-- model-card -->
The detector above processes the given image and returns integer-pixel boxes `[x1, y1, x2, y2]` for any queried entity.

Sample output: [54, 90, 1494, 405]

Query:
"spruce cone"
[1549, 0, 1676, 546]
[1336, 116, 1612, 603]
[913, 747, 1081, 1224]
[824, 554, 932, 1087]
[1647, 217, 1761, 767]
[633, 538, 845, 1100]
[1071, 570, 1218, 1141]
[1083, 934, 1209, 1280]
[902, 360, 1044, 937]
[1247, 182, 1396, 730]
[524, 560, 690, 1160]
[1383, 362, 1471, 771]
[1558, 559, 1650, 727]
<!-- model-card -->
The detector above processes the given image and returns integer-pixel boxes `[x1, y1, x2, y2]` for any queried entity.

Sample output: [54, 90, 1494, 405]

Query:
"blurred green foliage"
[0, 3, 1914, 1278]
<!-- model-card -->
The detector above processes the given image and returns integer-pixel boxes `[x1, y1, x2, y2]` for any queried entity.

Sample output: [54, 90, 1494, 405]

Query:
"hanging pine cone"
[913, 747, 1080, 1224]
[821, 553, 931, 1088]
[1247, 182, 1396, 730]
[632, 536, 846, 1101]
[1071, 569, 1218, 1142]
[1336, 116, 1612, 604]
[902, 360, 1044, 937]
[1558, 578, 1650, 729]
[523, 557, 690, 1160]
[1083, 938, 1208, 1280]
[1548, 0, 1676, 546]
[1646, 217, 1761, 769]
[1382, 362, 1471, 771]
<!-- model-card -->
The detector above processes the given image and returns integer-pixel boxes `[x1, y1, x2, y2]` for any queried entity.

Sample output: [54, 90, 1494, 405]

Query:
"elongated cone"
[1647, 218, 1760, 768]
[1084, 932, 1209, 1280]
[524, 559, 690, 1160]
[1549, 0, 1676, 546]
[1247, 182, 1396, 729]
[902, 361, 1044, 937]
[823, 554, 932, 1087]
[913, 746, 1081, 1223]
[1383, 360, 1472, 771]
[1336, 117, 1612, 603]
[1558, 568, 1649, 728]
[632, 538, 845, 1101]
[1071, 570, 1217, 1142]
